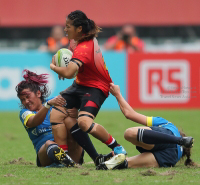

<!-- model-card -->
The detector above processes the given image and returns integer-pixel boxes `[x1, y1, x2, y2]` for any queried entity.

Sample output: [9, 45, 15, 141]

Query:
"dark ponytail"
[179, 130, 196, 166]
[15, 70, 50, 106]
[68, 10, 101, 43]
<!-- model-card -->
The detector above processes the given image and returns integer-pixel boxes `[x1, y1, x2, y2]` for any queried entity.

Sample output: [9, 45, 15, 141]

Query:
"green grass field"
[0, 110, 199, 185]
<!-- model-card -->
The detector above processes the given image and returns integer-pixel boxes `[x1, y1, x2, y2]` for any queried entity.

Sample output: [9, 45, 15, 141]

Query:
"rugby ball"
[55, 48, 73, 67]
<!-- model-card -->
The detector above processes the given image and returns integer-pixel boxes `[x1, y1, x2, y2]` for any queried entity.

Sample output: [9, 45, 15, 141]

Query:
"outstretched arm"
[110, 83, 147, 126]
[26, 95, 66, 128]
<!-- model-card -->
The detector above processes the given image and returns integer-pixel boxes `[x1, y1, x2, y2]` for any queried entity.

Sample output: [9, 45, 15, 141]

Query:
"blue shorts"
[136, 127, 178, 167]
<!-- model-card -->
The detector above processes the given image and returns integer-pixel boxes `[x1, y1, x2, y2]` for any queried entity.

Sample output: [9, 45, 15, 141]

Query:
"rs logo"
[139, 60, 190, 103]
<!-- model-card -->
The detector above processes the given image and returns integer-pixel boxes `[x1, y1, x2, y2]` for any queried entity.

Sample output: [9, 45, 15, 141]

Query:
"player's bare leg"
[50, 106, 75, 167]
[50, 106, 68, 151]
[78, 111, 127, 155]
[37, 140, 56, 167]
[126, 153, 159, 168]
[78, 111, 110, 142]
[52, 124, 67, 149]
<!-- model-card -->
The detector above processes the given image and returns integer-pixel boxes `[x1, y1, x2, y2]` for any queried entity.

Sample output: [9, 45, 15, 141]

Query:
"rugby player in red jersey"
[50, 10, 126, 167]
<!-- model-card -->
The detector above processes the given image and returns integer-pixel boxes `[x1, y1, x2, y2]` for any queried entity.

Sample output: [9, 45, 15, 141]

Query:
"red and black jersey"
[71, 38, 112, 97]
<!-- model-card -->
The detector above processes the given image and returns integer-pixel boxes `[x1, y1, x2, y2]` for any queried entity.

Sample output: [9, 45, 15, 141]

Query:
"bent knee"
[124, 128, 138, 141]
[77, 118, 92, 132]
[77, 119, 88, 132]
[44, 140, 54, 149]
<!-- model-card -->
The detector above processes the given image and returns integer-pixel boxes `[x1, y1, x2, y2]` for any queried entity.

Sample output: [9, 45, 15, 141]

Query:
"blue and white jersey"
[19, 99, 54, 153]
[147, 116, 183, 161]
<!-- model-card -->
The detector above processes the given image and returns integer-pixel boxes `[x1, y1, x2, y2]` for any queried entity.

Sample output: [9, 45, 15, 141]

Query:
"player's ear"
[36, 90, 41, 98]
[77, 26, 82, 33]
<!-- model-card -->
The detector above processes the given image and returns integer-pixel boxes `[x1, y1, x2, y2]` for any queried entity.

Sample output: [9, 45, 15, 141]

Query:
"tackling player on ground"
[16, 70, 83, 167]
[97, 83, 195, 170]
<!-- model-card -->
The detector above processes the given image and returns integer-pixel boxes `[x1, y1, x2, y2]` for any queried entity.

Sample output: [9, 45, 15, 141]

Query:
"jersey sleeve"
[147, 116, 169, 127]
[72, 43, 91, 65]
[19, 109, 35, 128]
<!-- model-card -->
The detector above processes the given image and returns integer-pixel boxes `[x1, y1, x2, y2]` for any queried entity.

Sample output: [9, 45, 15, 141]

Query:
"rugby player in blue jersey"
[16, 70, 83, 167]
[97, 83, 195, 170]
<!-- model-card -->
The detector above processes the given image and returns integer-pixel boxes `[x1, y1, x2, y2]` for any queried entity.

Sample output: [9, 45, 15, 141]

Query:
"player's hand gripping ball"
[55, 48, 73, 67]
[54, 48, 78, 78]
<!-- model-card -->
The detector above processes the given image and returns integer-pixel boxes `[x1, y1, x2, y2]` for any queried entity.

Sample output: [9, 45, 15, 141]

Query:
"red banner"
[1, 0, 200, 27]
[127, 53, 200, 108]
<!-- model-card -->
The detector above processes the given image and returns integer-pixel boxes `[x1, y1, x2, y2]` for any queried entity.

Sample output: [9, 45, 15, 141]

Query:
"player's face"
[19, 88, 42, 111]
[64, 18, 81, 41]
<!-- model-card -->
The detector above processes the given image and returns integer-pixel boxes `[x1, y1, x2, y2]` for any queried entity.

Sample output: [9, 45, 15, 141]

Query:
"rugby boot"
[95, 152, 113, 166]
[96, 154, 126, 170]
[179, 137, 194, 148]
[54, 147, 75, 167]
